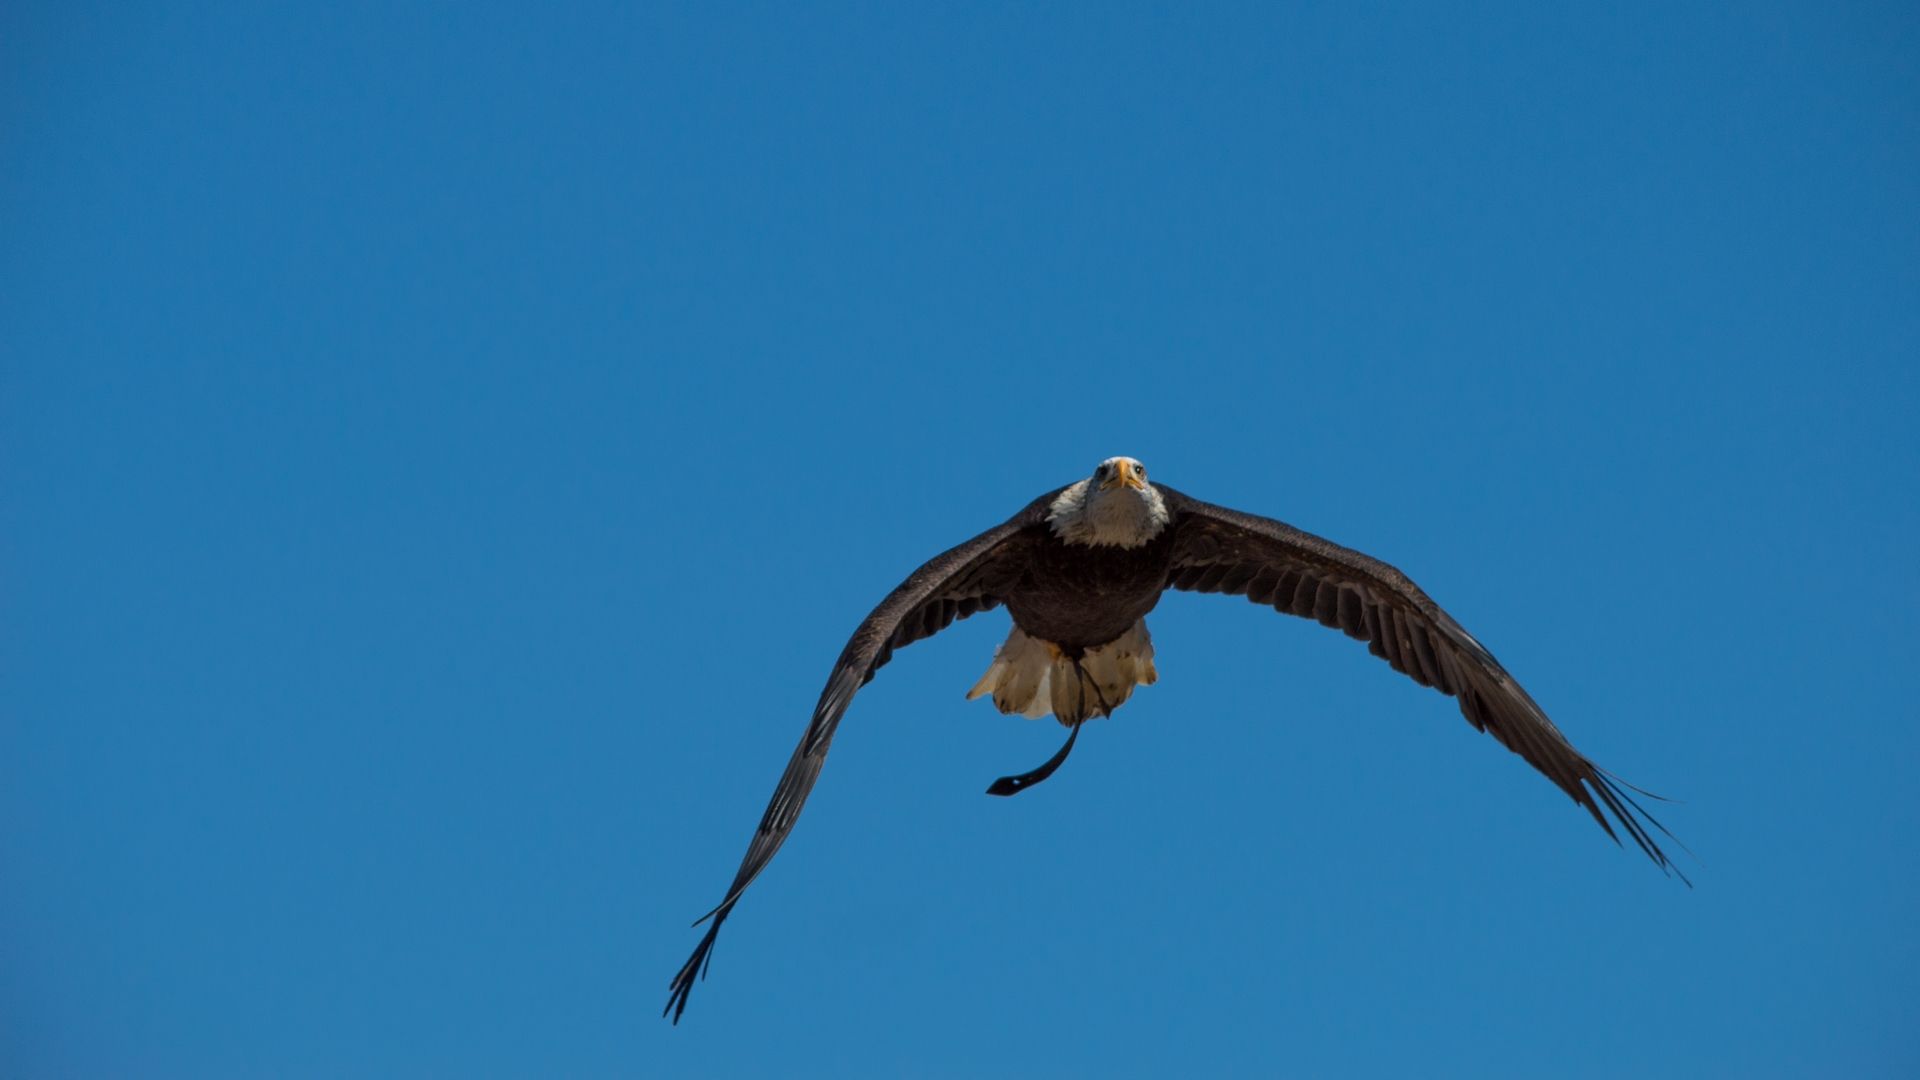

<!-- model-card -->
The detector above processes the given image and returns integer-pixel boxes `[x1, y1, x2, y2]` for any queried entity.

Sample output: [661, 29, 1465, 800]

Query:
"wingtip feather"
[1584, 771, 1694, 888]
[665, 909, 729, 1024]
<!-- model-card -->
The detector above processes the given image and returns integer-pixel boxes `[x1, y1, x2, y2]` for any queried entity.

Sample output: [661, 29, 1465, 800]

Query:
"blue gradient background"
[4, 4, 1916, 1077]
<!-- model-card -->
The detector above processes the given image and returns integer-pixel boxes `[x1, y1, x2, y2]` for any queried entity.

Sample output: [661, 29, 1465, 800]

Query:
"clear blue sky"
[4, 3, 1916, 1077]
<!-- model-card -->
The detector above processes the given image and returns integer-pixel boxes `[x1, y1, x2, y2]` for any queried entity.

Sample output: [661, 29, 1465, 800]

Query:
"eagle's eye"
[1133, 463, 1146, 477]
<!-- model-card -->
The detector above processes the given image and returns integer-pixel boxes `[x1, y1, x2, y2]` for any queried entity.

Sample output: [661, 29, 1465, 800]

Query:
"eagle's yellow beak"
[1101, 462, 1148, 491]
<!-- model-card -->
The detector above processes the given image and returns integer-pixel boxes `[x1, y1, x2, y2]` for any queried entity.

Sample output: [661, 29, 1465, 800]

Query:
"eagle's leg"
[984, 659, 1112, 797]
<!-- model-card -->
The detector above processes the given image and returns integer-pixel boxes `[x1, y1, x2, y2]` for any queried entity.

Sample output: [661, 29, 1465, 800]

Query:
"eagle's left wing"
[1153, 484, 1684, 880]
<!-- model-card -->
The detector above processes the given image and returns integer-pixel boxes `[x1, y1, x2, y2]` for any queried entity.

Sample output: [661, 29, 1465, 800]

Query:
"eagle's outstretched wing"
[1154, 484, 1683, 879]
[664, 488, 1060, 1023]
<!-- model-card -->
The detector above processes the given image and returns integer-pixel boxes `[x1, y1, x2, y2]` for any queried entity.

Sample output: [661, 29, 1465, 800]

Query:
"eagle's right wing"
[664, 487, 1061, 1023]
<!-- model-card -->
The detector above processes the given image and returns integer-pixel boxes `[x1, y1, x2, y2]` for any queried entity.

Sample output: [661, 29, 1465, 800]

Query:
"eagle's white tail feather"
[1023, 669, 1054, 719]
[967, 621, 1156, 725]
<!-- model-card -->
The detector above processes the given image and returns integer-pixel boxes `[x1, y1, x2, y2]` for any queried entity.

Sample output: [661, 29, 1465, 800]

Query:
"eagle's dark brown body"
[1002, 527, 1179, 655]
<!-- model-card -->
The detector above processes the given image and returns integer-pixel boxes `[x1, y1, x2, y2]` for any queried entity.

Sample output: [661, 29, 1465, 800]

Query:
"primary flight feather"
[665, 456, 1682, 1023]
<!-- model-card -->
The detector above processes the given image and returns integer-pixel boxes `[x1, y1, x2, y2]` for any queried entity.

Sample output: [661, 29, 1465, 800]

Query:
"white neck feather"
[1046, 479, 1171, 549]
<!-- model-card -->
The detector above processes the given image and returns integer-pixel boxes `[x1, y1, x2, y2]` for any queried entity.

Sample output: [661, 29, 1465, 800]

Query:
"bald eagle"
[665, 457, 1682, 1022]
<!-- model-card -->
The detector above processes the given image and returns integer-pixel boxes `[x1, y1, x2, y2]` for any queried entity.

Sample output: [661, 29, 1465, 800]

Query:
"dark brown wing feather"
[664, 488, 1059, 1023]
[1155, 484, 1683, 880]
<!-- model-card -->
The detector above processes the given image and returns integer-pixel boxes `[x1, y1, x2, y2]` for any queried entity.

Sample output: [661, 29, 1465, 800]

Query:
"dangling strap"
[985, 719, 1082, 796]
[985, 659, 1114, 796]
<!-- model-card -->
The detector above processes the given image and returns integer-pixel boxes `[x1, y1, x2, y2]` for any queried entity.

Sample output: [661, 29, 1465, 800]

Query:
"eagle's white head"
[1046, 456, 1171, 548]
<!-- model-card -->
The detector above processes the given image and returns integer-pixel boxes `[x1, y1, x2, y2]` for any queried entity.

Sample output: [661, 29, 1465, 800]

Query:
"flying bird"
[665, 456, 1681, 1022]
